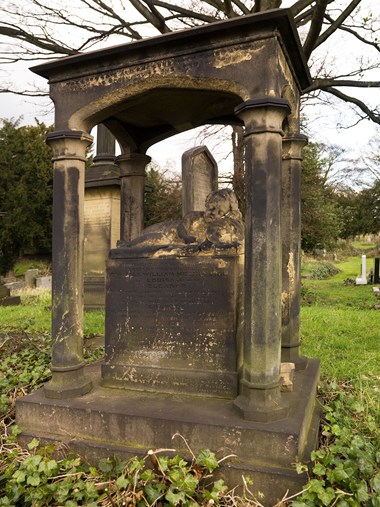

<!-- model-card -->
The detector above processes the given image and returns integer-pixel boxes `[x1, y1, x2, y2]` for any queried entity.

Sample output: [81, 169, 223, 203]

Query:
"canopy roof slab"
[31, 8, 310, 152]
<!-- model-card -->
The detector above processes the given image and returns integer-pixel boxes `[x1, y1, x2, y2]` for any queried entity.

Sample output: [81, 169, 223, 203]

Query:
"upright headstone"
[374, 257, 380, 284]
[25, 269, 39, 288]
[182, 146, 218, 215]
[356, 254, 367, 285]
[84, 125, 120, 308]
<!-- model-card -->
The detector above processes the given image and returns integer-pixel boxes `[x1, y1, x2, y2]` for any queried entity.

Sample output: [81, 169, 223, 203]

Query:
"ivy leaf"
[27, 438, 40, 450]
[196, 449, 219, 473]
[116, 475, 129, 489]
[318, 486, 336, 506]
[165, 488, 186, 506]
[295, 462, 308, 475]
[371, 471, 380, 492]
[313, 463, 326, 476]
[12, 470, 26, 484]
[27, 473, 41, 486]
[98, 458, 113, 474]
[144, 483, 166, 503]
[330, 467, 349, 483]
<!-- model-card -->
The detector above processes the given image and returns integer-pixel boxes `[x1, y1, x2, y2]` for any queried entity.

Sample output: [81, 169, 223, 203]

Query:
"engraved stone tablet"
[102, 253, 238, 398]
[182, 146, 218, 216]
[84, 187, 120, 277]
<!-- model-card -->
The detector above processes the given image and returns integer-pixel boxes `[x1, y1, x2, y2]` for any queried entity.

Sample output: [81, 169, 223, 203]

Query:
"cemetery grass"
[0, 256, 379, 505]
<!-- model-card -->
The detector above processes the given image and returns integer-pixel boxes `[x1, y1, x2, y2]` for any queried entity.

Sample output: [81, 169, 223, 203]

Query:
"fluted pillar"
[233, 98, 290, 422]
[281, 134, 308, 368]
[117, 153, 151, 241]
[45, 130, 93, 398]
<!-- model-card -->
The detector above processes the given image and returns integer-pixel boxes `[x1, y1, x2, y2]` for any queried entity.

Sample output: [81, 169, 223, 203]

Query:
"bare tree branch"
[0, 24, 77, 56]
[290, 0, 314, 18]
[324, 14, 380, 52]
[0, 0, 379, 133]
[304, 79, 380, 94]
[316, 0, 361, 48]
[303, 0, 330, 60]
[323, 86, 380, 125]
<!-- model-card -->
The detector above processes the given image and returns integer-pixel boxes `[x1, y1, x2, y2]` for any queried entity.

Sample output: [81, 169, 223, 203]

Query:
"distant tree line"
[1, 118, 379, 275]
[0, 119, 53, 274]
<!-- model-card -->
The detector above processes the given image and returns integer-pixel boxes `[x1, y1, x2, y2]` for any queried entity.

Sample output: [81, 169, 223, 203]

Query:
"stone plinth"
[102, 251, 240, 398]
[17, 359, 320, 506]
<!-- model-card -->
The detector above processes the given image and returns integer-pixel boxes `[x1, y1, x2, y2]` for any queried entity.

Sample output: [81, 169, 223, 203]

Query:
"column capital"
[282, 133, 308, 160]
[46, 130, 93, 162]
[116, 153, 151, 177]
[235, 97, 290, 136]
[235, 97, 291, 114]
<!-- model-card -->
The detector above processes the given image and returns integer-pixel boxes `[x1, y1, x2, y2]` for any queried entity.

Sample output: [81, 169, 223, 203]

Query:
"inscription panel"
[192, 158, 214, 211]
[84, 197, 112, 276]
[105, 256, 237, 376]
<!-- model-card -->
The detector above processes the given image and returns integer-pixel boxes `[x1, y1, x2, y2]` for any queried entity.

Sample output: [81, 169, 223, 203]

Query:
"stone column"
[233, 98, 290, 422]
[117, 153, 151, 241]
[45, 130, 94, 398]
[281, 134, 308, 369]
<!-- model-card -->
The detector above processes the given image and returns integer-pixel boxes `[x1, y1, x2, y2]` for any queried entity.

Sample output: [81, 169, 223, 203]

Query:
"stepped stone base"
[16, 359, 320, 505]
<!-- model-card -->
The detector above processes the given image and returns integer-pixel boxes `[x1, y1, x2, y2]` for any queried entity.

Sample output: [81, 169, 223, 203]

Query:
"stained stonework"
[103, 254, 239, 397]
[84, 187, 120, 277]
[16, 10, 320, 504]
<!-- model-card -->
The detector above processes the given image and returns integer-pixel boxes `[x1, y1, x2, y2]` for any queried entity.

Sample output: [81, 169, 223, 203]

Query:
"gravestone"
[0, 284, 20, 306]
[374, 258, 380, 284]
[36, 276, 52, 289]
[17, 12, 321, 503]
[84, 125, 120, 308]
[25, 269, 39, 288]
[103, 254, 240, 397]
[356, 254, 367, 285]
[182, 146, 218, 215]
[102, 188, 244, 398]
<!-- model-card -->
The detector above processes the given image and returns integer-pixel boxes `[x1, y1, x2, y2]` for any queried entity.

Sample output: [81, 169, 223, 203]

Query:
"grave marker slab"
[102, 253, 239, 398]
[182, 146, 218, 215]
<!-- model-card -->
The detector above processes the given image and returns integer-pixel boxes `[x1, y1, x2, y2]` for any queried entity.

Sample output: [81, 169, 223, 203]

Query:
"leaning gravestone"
[182, 146, 218, 215]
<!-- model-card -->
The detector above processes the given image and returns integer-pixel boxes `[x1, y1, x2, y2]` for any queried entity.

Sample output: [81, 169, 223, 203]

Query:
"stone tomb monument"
[182, 145, 218, 215]
[103, 189, 244, 398]
[17, 10, 321, 503]
[84, 124, 120, 308]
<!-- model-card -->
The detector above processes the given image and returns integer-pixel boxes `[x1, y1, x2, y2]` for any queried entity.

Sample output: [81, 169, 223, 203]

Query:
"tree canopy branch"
[303, 0, 330, 60]
[323, 86, 380, 125]
[316, 0, 361, 48]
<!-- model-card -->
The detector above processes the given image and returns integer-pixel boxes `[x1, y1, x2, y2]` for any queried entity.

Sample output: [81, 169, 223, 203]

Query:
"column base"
[233, 380, 288, 422]
[45, 368, 93, 399]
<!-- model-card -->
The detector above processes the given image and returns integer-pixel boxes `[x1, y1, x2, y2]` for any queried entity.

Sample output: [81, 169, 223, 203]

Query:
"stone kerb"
[182, 146, 218, 216]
